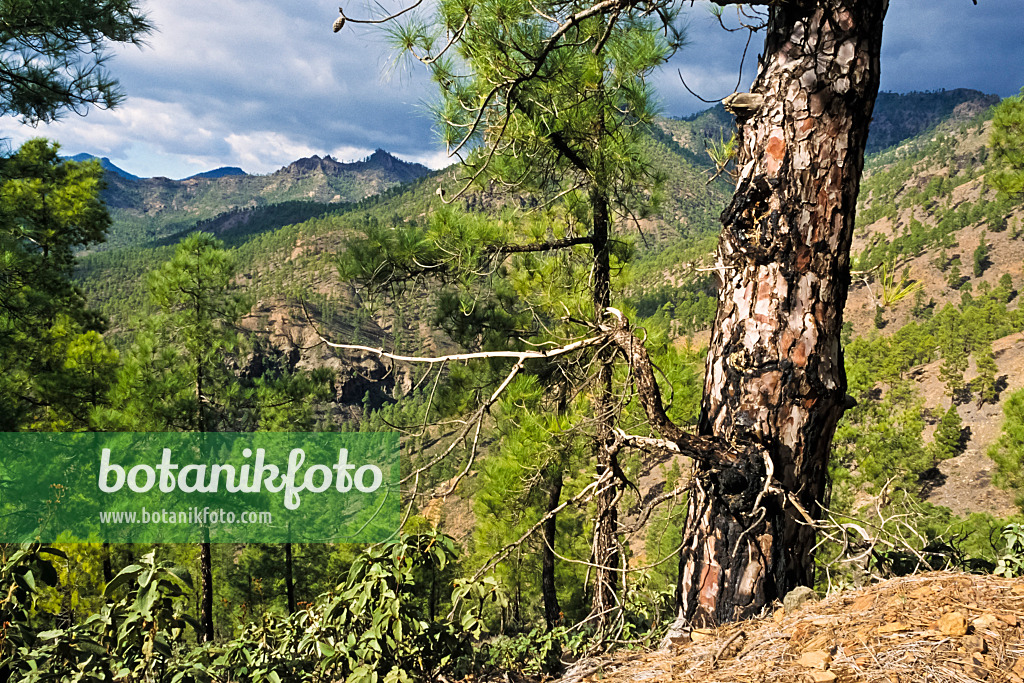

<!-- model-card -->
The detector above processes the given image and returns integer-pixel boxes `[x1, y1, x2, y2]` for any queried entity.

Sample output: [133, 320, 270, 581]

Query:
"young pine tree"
[990, 87, 1024, 198]
[99, 233, 328, 640]
[933, 404, 964, 463]
[974, 342, 1000, 405]
[973, 230, 989, 277]
[0, 139, 118, 431]
[990, 388, 1024, 507]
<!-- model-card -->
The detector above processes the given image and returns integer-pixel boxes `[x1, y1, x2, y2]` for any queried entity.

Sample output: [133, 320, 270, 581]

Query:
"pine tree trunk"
[590, 185, 621, 633]
[102, 542, 113, 584]
[199, 536, 214, 641]
[678, 0, 888, 625]
[285, 541, 297, 614]
[542, 469, 563, 630]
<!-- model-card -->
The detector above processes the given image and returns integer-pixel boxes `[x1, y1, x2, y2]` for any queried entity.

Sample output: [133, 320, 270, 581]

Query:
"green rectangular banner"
[0, 432, 399, 543]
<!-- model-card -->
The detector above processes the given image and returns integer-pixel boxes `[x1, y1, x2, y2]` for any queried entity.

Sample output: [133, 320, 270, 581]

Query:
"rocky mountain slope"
[87, 148, 431, 250]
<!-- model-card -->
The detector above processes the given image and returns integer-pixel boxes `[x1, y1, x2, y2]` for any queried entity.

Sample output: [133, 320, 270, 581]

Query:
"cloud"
[404, 148, 458, 171]
[0, 0, 1019, 177]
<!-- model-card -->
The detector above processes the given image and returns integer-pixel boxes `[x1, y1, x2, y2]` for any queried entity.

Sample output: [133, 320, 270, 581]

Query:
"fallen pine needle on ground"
[555, 572, 1024, 683]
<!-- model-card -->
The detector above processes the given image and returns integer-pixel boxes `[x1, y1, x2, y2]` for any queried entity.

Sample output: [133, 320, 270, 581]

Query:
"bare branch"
[315, 330, 604, 365]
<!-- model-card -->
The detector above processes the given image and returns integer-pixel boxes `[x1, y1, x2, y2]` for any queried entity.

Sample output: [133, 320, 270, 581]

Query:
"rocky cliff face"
[277, 149, 429, 184]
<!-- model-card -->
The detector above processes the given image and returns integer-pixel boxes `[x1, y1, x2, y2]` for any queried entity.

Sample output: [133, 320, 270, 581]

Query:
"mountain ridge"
[90, 148, 434, 250]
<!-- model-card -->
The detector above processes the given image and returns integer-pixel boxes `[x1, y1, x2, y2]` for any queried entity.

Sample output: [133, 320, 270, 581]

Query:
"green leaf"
[105, 564, 143, 596]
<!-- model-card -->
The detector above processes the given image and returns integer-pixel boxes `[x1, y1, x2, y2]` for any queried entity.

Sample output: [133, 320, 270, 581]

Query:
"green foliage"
[989, 87, 1024, 197]
[487, 626, 586, 676]
[706, 131, 738, 181]
[832, 277, 1024, 501]
[990, 388, 1024, 506]
[0, 0, 151, 123]
[411, 0, 679, 193]
[973, 341, 999, 404]
[2, 535, 501, 683]
[833, 379, 929, 493]
[878, 261, 923, 307]
[973, 229, 989, 277]
[208, 533, 493, 683]
[932, 404, 964, 462]
[935, 306, 969, 400]
[947, 263, 963, 290]
[0, 139, 119, 430]
[995, 523, 1024, 577]
[98, 233, 252, 431]
[97, 233, 329, 432]
[0, 544, 208, 683]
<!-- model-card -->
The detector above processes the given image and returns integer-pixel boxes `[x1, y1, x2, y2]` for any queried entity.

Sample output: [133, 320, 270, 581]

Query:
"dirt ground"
[554, 572, 1024, 683]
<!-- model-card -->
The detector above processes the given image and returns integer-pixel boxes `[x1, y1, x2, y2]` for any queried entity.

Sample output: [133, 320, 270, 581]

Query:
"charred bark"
[677, 0, 888, 624]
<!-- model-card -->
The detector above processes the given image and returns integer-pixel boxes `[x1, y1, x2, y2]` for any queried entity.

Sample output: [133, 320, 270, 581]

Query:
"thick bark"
[678, 0, 888, 625]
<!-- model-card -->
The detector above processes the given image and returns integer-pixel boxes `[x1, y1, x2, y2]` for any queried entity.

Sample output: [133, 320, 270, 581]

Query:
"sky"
[0, 0, 1020, 180]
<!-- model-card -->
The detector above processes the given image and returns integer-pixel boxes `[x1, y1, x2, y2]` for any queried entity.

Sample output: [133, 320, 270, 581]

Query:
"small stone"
[963, 634, 987, 653]
[877, 621, 909, 634]
[660, 620, 691, 649]
[798, 650, 832, 669]
[784, 586, 820, 613]
[996, 613, 1019, 627]
[662, 631, 690, 646]
[806, 671, 837, 683]
[939, 611, 969, 637]
[973, 614, 1001, 630]
[691, 628, 715, 643]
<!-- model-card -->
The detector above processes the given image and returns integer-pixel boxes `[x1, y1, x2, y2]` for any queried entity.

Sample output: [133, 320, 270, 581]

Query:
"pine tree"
[947, 263, 963, 290]
[347, 0, 680, 633]
[0, 0, 151, 123]
[990, 388, 1024, 505]
[997, 273, 1015, 302]
[0, 139, 118, 430]
[100, 233, 328, 641]
[936, 306, 969, 401]
[990, 87, 1024, 198]
[933, 404, 964, 462]
[974, 341, 999, 405]
[973, 230, 989, 277]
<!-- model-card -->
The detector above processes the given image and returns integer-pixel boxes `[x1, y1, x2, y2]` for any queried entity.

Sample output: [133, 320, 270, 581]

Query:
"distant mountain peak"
[277, 149, 429, 182]
[184, 166, 247, 181]
[67, 153, 140, 181]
